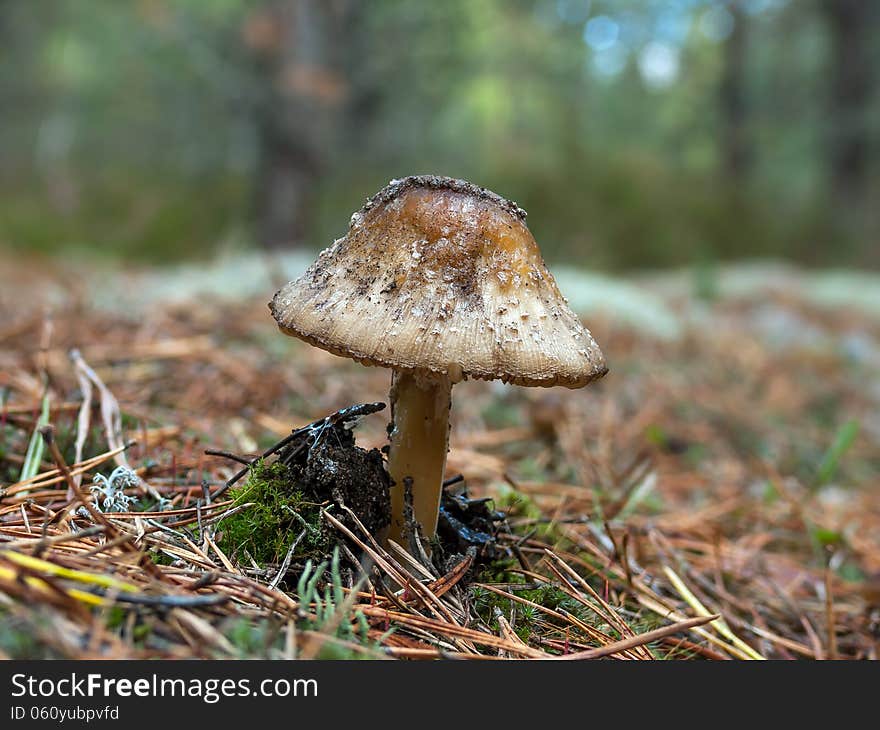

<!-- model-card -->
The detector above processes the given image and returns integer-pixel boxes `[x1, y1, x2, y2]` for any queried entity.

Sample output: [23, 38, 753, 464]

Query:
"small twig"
[825, 565, 838, 661]
[207, 402, 387, 501]
[79, 532, 138, 558]
[620, 531, 634, 588]
[203, 449, 252, 466]
[39, 426, 113, 532]
[208, 431, 302, 500]
[269, 529, 308, 590]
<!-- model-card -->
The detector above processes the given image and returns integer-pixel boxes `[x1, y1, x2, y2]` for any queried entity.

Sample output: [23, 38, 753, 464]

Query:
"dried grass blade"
[70, 349, 127, 468]
[492, 606, 533, 657]
[357, 605, 548, 658]
[635, 593, 744, 659]
[70, 349, 94, 494]
[542, 550, 650, 657]
[473, 581, 615, 648]
[0, 550, 139, 592]
[426, 553, 474, 598]
[325, 509, 461, 628]
[554, 615, 719, 660]
[663, 566, 765, 660]
[6, 443, 132, 494]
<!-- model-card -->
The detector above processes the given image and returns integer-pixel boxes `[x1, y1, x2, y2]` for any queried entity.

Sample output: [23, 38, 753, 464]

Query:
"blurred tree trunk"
[719, 1, 751, 183]
[247, 0, 351, 250]
[820, 0, 874, 211]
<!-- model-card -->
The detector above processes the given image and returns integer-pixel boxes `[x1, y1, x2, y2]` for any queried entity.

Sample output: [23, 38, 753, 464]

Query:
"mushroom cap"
[270, 175, 607, 388]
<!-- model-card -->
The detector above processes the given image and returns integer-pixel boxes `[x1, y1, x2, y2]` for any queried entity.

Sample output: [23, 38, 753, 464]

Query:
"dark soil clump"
[219, 418, 390, 568]
[435, 480, 507, 569]
[280, 423, 391, 538]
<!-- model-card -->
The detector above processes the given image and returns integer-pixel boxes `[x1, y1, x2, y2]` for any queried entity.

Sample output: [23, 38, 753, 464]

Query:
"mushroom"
[269, 175, 607, 551]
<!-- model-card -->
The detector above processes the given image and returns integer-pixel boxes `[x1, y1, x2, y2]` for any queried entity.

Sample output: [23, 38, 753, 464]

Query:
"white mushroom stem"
[386, 370, 452, 548]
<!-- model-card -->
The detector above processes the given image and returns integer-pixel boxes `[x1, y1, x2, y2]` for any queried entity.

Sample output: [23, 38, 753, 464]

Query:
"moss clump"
[147, 550, 175, 566]
[0, 610, 61, 659]
[217, 417, 391, 574]
[219, 460, 330, 565]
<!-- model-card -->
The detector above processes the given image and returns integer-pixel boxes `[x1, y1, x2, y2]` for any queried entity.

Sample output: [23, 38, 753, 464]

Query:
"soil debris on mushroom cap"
[270, 175, 607, 388]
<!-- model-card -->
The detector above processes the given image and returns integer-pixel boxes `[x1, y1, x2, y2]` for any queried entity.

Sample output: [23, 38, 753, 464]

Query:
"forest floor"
[1, 252, 878, 660]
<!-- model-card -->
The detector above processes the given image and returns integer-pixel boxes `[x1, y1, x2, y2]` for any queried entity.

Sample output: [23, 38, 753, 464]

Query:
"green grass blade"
[19, 392, 51, 481]
[816, 419, 860, 487]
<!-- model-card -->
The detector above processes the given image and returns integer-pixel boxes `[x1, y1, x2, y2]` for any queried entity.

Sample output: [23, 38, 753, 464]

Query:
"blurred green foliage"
[0, 0, 876, 268]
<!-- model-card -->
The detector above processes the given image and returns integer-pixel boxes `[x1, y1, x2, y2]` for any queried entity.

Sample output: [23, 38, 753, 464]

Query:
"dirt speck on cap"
[270, 175, 608, 388]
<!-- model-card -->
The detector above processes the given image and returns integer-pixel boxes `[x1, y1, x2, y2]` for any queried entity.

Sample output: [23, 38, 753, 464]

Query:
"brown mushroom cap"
[270, 175, 607, 387]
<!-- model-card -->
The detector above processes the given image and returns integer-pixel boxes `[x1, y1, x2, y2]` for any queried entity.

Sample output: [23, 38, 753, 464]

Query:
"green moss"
[105, 606, 126, 630]
[148, 549, 175, 566]
[224, 617, 280, 658]
[471, 582, 591, 645]
[0, 610, 60, 659]
[218, 460, 330, 565]
[312, 644, 374, 660]
[494, 487, 541, 521]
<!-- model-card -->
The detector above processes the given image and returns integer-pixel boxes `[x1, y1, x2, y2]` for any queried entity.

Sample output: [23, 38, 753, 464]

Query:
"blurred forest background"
[1, 0, 877, 271]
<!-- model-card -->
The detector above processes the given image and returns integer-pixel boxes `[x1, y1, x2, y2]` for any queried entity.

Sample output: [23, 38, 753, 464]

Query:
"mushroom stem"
[387, 370, 452, 548]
